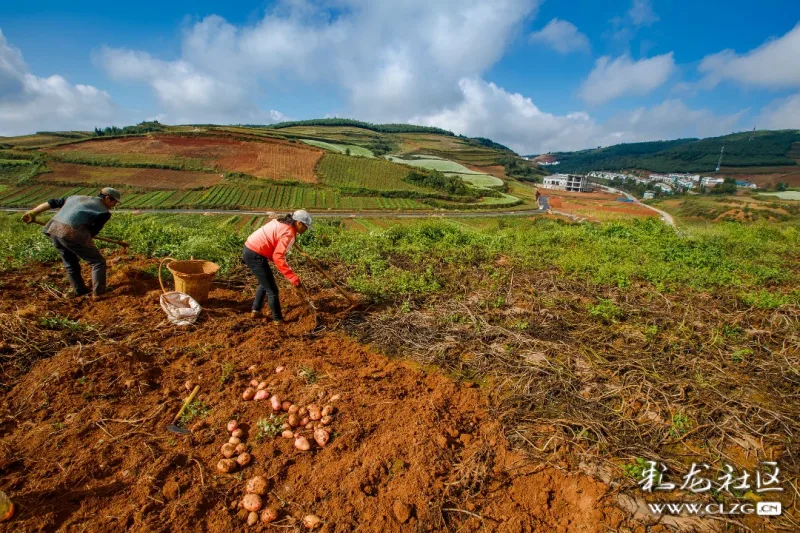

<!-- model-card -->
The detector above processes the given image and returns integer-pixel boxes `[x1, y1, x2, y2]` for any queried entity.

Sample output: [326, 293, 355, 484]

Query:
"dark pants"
[242, 246, 282, 320]
[51, 236, 107, 296]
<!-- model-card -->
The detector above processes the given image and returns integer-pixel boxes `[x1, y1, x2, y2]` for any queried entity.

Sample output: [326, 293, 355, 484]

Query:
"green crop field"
[300, 140, 374, 157]
[316, 153, 430, 192]
[385, 155, 504, 188]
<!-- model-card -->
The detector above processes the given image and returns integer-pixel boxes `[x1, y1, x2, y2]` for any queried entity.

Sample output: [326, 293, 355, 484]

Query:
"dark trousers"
[242, 246, 282, 320]
[51, 236, 107, 296]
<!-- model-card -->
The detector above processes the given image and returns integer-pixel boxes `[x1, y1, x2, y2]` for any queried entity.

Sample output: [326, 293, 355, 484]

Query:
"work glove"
[21, 212, 36, 224]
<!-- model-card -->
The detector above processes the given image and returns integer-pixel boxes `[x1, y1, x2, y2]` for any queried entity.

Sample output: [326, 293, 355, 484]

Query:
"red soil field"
[51, 135, 324, 183]
[0, 257, 642, 532]
[39, 162, 223, 189]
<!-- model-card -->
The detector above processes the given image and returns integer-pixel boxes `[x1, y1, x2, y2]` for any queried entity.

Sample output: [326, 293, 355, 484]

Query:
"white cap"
[292, 209, 313, 229]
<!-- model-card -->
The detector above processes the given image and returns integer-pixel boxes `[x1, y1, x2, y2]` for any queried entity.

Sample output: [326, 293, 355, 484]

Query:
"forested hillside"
[546, 130, 800, 173]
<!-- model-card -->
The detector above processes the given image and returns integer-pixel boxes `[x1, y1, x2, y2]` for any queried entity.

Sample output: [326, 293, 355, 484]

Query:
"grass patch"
[179, 401, 210, 427]
[256, 414, 286, 440]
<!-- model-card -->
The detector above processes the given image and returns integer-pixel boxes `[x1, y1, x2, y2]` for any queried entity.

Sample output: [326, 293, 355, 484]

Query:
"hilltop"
[530, 130, 800, 188]
[0, 120, 544, 213]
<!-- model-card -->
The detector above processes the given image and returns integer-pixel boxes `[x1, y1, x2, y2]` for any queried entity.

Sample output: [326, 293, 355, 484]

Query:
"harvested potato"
[298, 407, 308, 417]
[288, 414, 299, 428]
[216, 459, 236, 473]
[329, 394, 341, 402]
[320, 415, 333, 426]
[281, 401, 292, 411]
[232, 428, 244, 439]
[242, 388, 255, 401]
[308, 407, 322, 421]
[242, 493, 263, 512]
[250, 379, 259, 387]
[246, 476, 268, 495]
[261, 507, 278, 523]
[254, 390, 269, 401]
[257, 381, 268, 391]
[294, 436, 311, 451]
[236, 453, 252, 467]
[281, 429, 294, 439]
[221, 443, 238, 458]
[322, 405, 335, 417]
[314, 428, 330, 447]
[269, 395, 282, 411]
[275, 366, 285, 374]
[227, 420, 239, 433]
[299, 416, 310, 427]
[235, 443, 248, 455]
[303, 514, 321, 529]
[288, 404, 299, 414]
[229, 436, 242, 445]
[247, 511, 259, 526]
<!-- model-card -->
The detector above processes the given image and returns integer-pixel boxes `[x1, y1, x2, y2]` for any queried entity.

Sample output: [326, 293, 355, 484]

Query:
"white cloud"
[758, 93, 800, 129]
[529, 18, 590, 54]
[698, 23, 800, 89]
[0, 29, 117, 135]
[579, 53, 675, 105]
[628, 0, 659, 27]
[98, 0, 541, 123]
[412, 78, 742, 154]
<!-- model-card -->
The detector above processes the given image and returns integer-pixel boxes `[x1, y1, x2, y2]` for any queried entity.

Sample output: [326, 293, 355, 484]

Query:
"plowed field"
[39, 162, 223, 189]
[50, 135, 323, 182]
[0, 257, 635, 532]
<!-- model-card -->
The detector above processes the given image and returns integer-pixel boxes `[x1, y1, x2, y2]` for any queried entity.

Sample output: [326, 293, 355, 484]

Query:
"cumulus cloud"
[628, 0, 659, 27]
[579, 53, 675, 105]
[0, 29, 116, 135]
[698, 23, 800, 89]
[529, 18, 590, 54]
[758, 92, 800, 129]
[412, 78, 742, 154]
[98, 0, 541, 123]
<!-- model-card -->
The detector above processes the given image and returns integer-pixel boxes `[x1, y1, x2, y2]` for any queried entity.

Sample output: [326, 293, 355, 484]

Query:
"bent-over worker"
[243, 210, 312, 321]
[22, 187, 122, 299]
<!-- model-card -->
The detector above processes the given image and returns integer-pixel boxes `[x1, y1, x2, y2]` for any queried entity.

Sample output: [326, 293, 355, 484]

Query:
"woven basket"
[159, 256, 219, 304]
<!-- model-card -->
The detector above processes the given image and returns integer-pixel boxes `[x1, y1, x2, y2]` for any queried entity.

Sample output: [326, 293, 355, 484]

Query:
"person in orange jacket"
[242, 210, 312, 321]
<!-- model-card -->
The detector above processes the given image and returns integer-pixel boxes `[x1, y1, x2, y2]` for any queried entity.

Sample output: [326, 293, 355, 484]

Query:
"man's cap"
[292, 209, 313, 229]
[101, 187, 122, 203]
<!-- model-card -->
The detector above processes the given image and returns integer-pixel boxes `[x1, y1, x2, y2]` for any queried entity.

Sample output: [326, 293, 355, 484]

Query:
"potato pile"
[281, 402, 335, 452]
[237, 475, 281, 526]
[241, 369, 339, 453]
[216, 419, 253, 474]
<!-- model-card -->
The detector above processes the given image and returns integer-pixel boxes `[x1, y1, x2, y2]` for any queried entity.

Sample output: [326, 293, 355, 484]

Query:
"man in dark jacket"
[22, 187, 121, 299]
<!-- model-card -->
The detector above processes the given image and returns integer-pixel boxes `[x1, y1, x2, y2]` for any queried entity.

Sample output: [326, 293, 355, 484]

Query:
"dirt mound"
[0, 256, 640, 532]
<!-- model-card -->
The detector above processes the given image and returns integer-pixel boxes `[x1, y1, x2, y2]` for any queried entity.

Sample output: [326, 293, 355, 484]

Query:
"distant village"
[533, 161, 758, 199]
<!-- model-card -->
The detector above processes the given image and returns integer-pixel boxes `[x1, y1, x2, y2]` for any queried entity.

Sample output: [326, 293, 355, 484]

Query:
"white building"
[643, 191, 656, 199]
[701, 176, 725, 186]
[542, 174, 590, 192]
[654, 183, 673, 193]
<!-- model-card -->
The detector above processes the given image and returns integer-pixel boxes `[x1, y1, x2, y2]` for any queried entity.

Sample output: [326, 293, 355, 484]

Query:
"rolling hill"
[0, 120, 543, 212]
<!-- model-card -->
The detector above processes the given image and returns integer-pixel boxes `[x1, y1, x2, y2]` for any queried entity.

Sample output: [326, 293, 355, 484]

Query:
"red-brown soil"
[0, 257, 640, 532]
[40, 162, 223, 189]
[50, 135, 324, 183]
[464, 164, 507, 180]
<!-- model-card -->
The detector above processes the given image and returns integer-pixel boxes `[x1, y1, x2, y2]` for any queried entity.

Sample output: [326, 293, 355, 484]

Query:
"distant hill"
[530, 130, 800, 175]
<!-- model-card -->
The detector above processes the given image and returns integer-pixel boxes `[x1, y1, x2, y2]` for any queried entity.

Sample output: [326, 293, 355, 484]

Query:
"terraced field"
[316, 153, 430, 192]
[301, 140, 374, 157]
[39, 162, 223, 189]
[49, 134, 324, 182]
[385, 155, 504, 188]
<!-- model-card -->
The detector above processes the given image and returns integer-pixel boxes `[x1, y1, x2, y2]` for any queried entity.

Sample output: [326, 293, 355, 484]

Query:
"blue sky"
[1, 0, 799, 153]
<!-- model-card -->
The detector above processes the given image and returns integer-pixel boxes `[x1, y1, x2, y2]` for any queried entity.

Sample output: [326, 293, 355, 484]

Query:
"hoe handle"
[172, 385, 200, 424]
[29, 219, 129, 248]
[294, 243, 357, 304]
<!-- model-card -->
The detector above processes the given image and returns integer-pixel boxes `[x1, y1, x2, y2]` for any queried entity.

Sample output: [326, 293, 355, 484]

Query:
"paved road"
[2, 206, 547, 219]
[597, 185, 676, 228]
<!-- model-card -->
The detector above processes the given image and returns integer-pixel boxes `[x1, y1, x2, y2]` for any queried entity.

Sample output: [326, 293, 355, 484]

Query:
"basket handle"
[159, 257, 176, 294]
